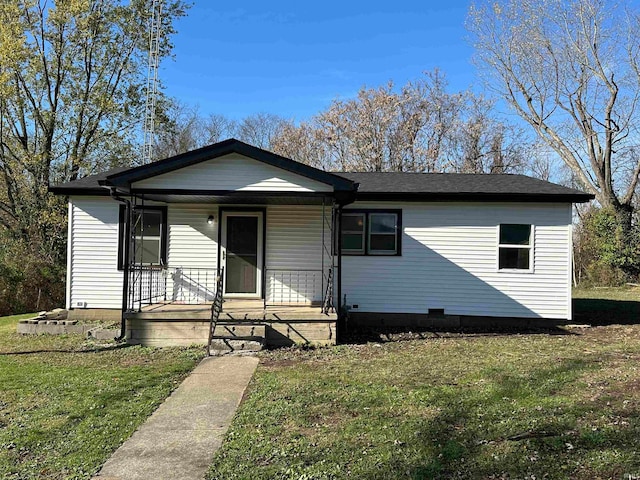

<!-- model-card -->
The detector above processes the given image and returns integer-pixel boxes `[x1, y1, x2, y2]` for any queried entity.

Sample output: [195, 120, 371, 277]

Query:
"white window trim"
[496, 224, 535, 273]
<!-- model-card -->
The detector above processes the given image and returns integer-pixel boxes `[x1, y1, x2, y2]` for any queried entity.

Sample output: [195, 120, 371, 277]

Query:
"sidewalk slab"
[93, 355, 258, 480]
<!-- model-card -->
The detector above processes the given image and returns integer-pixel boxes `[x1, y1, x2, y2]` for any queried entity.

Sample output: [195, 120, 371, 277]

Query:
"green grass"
[208, 288, 640, 479]
[0, 313, 206, 479]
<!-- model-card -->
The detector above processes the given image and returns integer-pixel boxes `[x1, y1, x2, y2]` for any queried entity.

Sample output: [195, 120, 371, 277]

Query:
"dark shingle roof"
[50, 166, 130, 194]
[49, 140, 593, 203]
[337, 172, 592, 201]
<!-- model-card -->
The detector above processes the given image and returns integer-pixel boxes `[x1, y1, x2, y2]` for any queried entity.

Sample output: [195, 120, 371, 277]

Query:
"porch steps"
[209, 323, 266, 355]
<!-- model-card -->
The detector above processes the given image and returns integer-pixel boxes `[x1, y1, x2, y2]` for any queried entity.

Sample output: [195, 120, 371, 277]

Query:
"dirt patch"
[566, 324, 640, 344]
[341, 325, 573, 345]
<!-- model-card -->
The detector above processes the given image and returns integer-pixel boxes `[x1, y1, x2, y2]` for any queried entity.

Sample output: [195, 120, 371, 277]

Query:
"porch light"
[207, 215, 215, 225]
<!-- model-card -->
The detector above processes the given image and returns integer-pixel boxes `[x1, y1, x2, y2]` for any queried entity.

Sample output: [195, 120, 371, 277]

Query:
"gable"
[132, 153, 333, 193]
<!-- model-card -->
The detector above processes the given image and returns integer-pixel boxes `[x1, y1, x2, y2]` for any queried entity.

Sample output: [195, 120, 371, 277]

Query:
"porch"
[132, 299, 337, 321]
[125, 299, 338, 348]
[119, 199, 343, 348]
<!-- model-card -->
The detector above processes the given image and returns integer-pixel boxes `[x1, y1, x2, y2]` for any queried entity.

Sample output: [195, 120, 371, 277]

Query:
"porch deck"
[125, 299, 338, 347]
[128, 299, 337, 321]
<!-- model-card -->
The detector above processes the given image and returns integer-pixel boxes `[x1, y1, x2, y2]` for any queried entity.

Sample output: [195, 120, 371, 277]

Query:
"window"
[118, 206, 167, 269]
[342, 213, 365, 254]
[341, 210, 401, 256]
[369, 213, 398, 254]
[498, 224, 532, 270]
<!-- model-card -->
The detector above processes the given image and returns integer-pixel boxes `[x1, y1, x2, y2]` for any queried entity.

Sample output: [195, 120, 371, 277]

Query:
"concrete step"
[212, 323, 266, 339]
[209, 323, 266, 355]
[209, 339, 264, 355]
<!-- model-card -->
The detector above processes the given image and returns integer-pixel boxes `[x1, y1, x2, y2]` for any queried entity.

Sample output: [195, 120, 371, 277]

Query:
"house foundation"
[347, 312, 569, 330]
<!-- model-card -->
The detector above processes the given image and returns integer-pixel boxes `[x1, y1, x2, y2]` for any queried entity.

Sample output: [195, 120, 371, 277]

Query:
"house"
[50, 139, 593, 348]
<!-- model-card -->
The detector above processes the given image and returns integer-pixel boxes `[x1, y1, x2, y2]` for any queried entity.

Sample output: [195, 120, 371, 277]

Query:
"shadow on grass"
[0, 342, 133, 356]
[573, 298, 640, 325]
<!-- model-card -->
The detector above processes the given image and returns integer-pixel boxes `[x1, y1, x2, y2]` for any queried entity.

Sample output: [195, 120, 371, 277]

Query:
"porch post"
[112, 190, 132, 341]
[336, 203, 343, 320]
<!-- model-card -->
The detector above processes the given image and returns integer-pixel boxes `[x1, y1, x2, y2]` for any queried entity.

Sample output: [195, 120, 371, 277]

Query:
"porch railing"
[169, 266, 219, 304]
[127, 264, 167, 312]
[207, 267, 224, 356]
[126, 265, 220, 312]
[126, 265, 334, 313]
[265, 269, 333, 311]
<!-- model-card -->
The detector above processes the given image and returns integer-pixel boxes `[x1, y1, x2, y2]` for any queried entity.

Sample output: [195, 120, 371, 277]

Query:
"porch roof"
[123, 191, 336, 205]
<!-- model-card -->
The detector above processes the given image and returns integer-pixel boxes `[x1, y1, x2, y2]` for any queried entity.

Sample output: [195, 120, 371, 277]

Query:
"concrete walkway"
[93, 355, 259, 480]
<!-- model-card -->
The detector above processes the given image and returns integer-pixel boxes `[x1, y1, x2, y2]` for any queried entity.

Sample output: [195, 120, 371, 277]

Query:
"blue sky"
[162, 0, 476, 122]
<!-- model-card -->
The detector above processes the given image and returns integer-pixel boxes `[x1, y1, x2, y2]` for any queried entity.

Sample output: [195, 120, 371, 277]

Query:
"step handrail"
[207, 267, 224, 356]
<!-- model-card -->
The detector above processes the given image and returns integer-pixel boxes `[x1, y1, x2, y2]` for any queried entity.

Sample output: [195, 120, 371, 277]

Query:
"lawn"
[208, 287, 640, 479]
[0, 313, 206, 479]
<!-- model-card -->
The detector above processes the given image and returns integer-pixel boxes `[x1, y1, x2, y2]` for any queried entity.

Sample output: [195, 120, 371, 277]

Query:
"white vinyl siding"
[69, 197, 123, 309]
[265, 205, 330, 304]
[167, 205, 218, 269]
[133, 153, 332, 192]
[165, 205, 219, 303]
[342, 202, 573, 320]
[67, 197, 573, 320]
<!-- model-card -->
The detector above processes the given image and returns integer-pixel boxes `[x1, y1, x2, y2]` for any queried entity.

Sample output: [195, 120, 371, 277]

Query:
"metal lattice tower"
[142, 0, 163, 164]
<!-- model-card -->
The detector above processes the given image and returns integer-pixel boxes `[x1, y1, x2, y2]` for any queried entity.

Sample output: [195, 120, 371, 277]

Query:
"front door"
[221, 212, 263, 297]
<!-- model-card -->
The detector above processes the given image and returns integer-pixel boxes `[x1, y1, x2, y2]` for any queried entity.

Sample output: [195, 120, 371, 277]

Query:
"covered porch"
[119, 195, 342, 348]
[97, 140, 357, 348]
[125, 299, 338, 348]
[116, 193, 346, 348]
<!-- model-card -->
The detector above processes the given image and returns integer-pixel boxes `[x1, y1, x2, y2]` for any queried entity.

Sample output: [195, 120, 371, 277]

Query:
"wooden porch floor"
[129, 299, 337, 322]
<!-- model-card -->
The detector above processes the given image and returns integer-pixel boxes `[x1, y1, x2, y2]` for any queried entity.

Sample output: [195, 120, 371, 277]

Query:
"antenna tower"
[142, 0, 163, 164]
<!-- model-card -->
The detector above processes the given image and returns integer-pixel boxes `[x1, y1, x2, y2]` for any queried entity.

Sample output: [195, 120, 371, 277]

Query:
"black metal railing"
[127, 264, 167, 312]
[265, 269, 334, 309]
[208, 267, 224, 355]
[126, 265, 220, 311]
[323, 268, 334, 314]
[126, 265, 335, 313]
[168, 267, 219, 304]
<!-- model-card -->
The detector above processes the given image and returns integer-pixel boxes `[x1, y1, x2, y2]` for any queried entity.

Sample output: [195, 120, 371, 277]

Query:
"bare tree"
[272, 71, 525, 174]
[468, 0, 640, 227]
[204, 114, 237, 144]
[154, 105, 237, 159]
[236, 113, 290, 149]
[155, 102, 207, 159]
[271, 122, 333, 170]
[449, 94, 528, 174]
